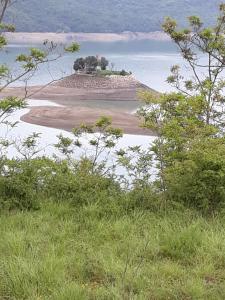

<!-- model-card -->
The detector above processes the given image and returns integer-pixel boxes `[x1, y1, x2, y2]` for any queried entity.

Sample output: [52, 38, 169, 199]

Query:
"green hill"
[5, 0, 221, 33]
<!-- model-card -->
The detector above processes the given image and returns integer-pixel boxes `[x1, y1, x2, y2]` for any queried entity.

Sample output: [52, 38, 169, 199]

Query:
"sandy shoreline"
[5, 31, 170, 44]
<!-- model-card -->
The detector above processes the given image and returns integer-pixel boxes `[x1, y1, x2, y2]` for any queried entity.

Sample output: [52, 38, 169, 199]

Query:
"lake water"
[0, 39, 182, 160]
[2, 40, 181, 92]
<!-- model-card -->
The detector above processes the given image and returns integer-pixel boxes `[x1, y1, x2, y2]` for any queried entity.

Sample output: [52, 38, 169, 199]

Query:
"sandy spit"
[21, 106, 153, 135]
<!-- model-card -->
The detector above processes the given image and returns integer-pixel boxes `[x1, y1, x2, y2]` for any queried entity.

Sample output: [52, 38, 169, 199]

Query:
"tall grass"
[1, 201, 225, 299]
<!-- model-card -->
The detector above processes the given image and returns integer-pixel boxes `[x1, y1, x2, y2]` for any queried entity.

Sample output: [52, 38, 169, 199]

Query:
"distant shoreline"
[5, 31, 170, 44]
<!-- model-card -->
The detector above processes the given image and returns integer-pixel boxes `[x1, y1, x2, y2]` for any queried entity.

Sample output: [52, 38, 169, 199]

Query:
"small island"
[51, 54, 154, 102]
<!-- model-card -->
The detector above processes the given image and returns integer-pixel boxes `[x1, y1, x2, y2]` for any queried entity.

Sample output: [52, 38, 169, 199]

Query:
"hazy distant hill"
[6, 0, 221, 33]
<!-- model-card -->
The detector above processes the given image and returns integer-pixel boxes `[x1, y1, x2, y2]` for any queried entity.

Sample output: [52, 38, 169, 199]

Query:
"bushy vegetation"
[73, 56, 129, 76]
[98, 69, 131, 76]
[73, 56, 109, 73]
[5, 0, 221, 33]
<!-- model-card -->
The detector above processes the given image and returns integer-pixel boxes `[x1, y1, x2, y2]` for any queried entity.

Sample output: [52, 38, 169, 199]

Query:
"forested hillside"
[6, 0, 221, 32]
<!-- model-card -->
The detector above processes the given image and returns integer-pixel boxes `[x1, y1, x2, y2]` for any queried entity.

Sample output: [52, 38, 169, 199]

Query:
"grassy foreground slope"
[1, 200, 225, 299]
[6, 0, 221, 33]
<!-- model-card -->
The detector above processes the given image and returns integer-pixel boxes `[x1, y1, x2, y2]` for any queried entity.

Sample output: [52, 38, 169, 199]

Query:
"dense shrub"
[120, 69, 128, 76]
[165, 139, 225, 213]
[0, 157, 122, 211]
[46, 159, 120, 206]
[126, 186, 164, 212]
[0, 158, 54, 211]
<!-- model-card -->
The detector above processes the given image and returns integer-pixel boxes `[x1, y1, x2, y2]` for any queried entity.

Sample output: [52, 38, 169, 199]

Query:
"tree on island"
[100, 57, 109, 70]
[73, 55, 109, 73]
[73, 57, 85, 72]
[85, 56, 98, 73]
[73, 56, 98, 73]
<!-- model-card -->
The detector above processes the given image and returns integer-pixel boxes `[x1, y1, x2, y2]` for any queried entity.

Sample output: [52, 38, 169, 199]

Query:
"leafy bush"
[0, 158, 54, 211]
[98, 70, 130, 76]
[46, 159, 120, 206]
[120, 69, 128, 76]
[125, 186, 163, 212]
[165, 139, 225, 213]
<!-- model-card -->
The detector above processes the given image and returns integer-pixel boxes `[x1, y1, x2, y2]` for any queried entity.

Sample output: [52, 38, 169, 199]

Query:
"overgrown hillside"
[6, 0, 221, 33]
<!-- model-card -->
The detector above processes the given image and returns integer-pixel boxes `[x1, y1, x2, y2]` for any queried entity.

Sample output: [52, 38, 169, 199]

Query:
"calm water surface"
[2, 40, 181, 92]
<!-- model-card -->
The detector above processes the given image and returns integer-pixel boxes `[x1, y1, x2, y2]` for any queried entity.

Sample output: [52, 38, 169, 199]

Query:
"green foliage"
[0, 158, 54, 210]
[100, 56, 109, 71]
[73, 57, 85, 72]
[98, 69, 131, 76]
[84, 56, 98, 73]
[165, 138, 225, 212]
[126, 186, 163, 211]
[0, 22, 15, 32]
[162, 7, 225, 131]
[56, 116, 123, 175]
[16, 48, 47, 70]
[0, 64, 9, 77]
[120, 69, 128, 76]
[73, 55, 108, 73]
[64, 42, 80, 52]
[46, 159, 120, 206]
[117, 145, 153, 188]
[0, 34, 6, 48]
[0, 97, 26, 116]
[0, 98, 26, 156]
